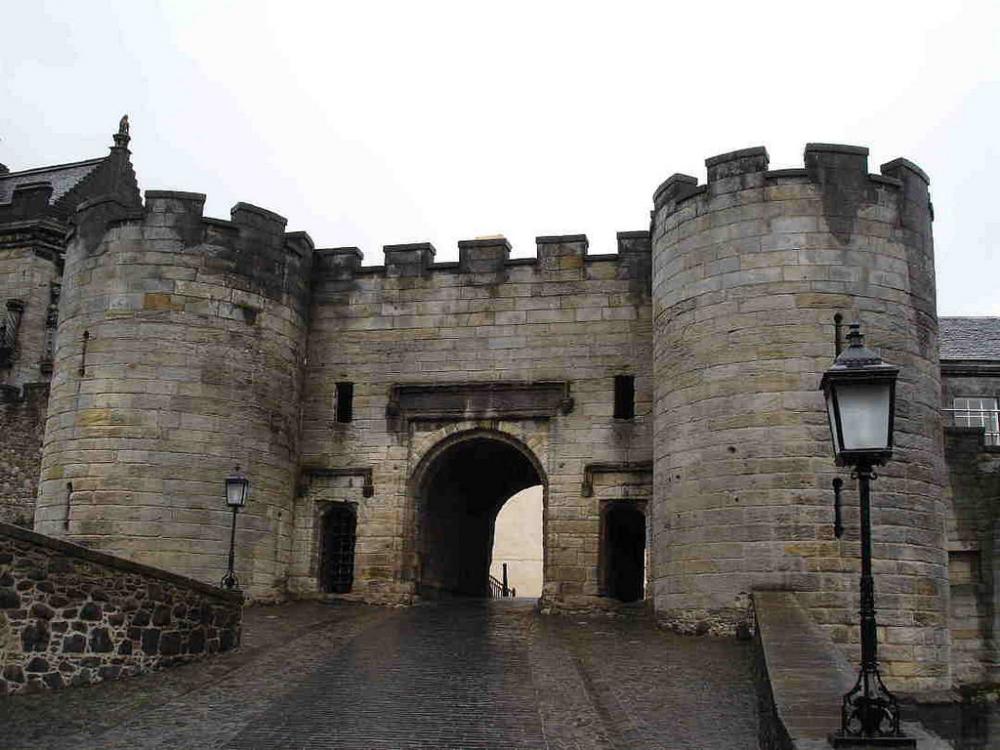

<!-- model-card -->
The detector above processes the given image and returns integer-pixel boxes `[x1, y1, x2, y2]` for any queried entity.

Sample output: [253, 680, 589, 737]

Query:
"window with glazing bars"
[953, 396, 999, 446]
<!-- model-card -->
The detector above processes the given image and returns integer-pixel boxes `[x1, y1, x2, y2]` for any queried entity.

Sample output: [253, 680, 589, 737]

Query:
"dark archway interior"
[604, 503, 645, 603]
[418, 436, 542, 597]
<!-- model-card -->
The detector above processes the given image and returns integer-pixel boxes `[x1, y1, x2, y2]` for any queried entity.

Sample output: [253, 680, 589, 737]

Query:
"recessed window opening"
[335, 381, 354, 423]
[948, 550, 981, 585]
[614, 374, 635, 420]
[952, 396, 999, 446]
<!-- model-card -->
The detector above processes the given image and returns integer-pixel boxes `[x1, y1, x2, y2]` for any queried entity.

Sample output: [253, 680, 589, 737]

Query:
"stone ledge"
[940, 360, 1000, 377]
[805, 143, 870, 157]
[705, 146, 770, 168]
[881, 158, 930, 186]
[0, 521, 242, 603]
[535, 234, 588, 245]
[753, 590, 953, 749]
[144, 189, 207, 202]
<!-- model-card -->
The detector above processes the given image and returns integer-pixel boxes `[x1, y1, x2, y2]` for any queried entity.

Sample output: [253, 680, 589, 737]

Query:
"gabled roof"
[939, 317, 1000, 361]
[0, 158, 105, 205]
[0, 119, 142, 224]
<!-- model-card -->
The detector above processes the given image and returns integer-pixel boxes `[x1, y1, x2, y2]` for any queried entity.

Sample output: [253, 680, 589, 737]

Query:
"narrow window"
[335, 382, 354, 423]
[64, 482, 73, 531]
[614, 375, 635, 420]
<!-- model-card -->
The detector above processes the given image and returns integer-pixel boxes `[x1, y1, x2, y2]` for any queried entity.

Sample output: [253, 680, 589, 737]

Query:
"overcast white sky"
[2, 1, 997, 315]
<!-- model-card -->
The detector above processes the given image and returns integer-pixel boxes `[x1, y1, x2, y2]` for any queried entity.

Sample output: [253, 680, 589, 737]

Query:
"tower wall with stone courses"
[34, 191, 313, 599]
[650, 144, 950, 692]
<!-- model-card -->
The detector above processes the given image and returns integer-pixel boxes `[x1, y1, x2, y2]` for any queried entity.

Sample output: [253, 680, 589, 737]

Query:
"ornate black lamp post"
[221, 466, 250, 590]
[822, 324, 913, 747]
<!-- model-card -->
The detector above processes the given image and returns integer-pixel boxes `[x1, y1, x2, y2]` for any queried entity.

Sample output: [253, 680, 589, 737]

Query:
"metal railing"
[943, 407, 1000, 446]
[488, 563, 516, 598]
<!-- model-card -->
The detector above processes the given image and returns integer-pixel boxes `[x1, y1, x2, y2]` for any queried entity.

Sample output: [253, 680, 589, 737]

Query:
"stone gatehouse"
[1, 121, 998, 693]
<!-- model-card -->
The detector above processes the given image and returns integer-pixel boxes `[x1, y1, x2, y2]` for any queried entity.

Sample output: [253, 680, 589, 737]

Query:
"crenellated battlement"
[652, 143, 931, 223]
[67, 189, 314, 313]
[68, 186, 649, 295]
[69, 189, 311, 263]
[313, 231, 651, 285]
[75, 189, 314, 258]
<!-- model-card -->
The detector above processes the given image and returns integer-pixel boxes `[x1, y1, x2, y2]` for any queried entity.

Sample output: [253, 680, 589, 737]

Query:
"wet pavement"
[915, 699, 1000, 750]
[0, 599, 759, 749]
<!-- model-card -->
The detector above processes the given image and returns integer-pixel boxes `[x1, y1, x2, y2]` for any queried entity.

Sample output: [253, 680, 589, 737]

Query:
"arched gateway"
[409, 430, 546, 598]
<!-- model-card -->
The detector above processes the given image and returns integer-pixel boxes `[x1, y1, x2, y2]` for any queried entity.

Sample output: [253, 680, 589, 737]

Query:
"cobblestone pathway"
[0, 599, 758, 749]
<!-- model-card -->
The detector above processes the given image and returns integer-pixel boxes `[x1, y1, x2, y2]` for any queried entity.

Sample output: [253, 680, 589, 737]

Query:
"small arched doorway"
[412, 431, 545, 598]
[602, 502, 645, 603]
[320, 503, 357, 593]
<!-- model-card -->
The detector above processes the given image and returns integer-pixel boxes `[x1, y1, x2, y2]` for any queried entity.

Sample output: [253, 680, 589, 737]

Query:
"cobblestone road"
[0, 599, 758, 749]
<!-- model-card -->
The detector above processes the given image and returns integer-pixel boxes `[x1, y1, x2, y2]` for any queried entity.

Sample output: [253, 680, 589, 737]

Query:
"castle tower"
[34, 191, 313, 598]
[650, 144, 950, 691]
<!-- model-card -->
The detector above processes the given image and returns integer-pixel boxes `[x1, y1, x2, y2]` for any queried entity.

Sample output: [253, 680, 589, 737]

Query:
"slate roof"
[0, 158, 105, 205]
[939, 317, 1000, 361]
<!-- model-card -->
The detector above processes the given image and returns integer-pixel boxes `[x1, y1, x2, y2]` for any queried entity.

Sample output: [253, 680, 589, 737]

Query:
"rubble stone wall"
[0, 521, 242, 694]
[0, 384, 47, 526]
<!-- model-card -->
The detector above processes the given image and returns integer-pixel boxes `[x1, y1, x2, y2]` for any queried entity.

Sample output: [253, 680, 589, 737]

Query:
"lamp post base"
[829, 734, 916, 748]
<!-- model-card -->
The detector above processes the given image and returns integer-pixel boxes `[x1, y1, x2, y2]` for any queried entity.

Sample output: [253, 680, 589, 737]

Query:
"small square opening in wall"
[949, 550, 981, 585]
[335, 382, 354, 423]
[614, 375, 635, 420]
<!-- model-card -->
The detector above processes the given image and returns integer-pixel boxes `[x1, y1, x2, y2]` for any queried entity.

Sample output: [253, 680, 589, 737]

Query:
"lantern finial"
[833, 322, 883, 369]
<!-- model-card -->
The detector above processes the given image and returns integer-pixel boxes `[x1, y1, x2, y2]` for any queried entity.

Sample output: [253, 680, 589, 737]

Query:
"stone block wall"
[650, 145, 951, 692]
[0, 384, 48, 526]
[0, 241, 60, 526]
[33, 192, 313, 598]
[0, 521, 242, 694]
[0, 243, 61, 389]
[942, 418, 1000, 684]
[294, 232, 653, 608]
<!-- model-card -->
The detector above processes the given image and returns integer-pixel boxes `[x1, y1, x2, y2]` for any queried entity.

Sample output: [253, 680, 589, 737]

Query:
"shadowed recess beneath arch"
[415, 434, 543, 597]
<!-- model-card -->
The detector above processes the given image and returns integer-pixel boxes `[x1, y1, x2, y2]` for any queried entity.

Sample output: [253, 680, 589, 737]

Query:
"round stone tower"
[34, 191, 313, 598]
[650, 144, 950, 691]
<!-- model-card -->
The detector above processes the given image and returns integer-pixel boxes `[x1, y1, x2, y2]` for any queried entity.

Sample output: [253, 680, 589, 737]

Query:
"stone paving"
[0, 599, 759, 749]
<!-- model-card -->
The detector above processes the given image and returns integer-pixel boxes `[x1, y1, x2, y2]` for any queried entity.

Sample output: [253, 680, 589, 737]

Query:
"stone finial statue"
[113, 114, 131, 148]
